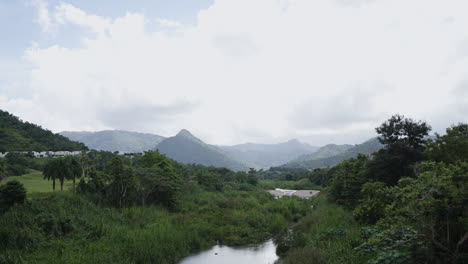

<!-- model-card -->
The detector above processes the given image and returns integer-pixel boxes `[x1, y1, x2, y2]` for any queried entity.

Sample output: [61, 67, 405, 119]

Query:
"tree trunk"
[60, 179, 64, 191]
[53, 179, 56, 192]
[73, 177, 76, 194]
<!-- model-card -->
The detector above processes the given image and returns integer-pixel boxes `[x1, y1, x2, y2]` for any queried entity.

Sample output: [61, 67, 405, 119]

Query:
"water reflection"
[179, 239, 278, 264]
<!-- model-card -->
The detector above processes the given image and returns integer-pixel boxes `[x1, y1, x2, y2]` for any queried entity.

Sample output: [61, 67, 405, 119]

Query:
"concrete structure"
[0, 151, 83, 158]
[267, 188, 320, 199]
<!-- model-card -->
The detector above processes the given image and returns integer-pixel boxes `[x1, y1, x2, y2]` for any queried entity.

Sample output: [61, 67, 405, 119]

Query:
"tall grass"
[279, 193, 367, 264]
[0, 187, 313, 264]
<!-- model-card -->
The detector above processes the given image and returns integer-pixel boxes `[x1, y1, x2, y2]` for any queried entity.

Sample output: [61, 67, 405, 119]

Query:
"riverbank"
[275, 193, 367, 264]
[0, 185, 313, 264]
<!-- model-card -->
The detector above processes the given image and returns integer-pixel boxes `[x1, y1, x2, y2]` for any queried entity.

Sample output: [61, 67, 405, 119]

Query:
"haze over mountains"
[155, 129, 249, 171]
[281, 138, 383, 170]
[60, 130, 165, 153]
[60, 128, 322, 170]
[2, 108, 385, 171]
[220, 140, 318, 168]
[59, 126, 383, 171]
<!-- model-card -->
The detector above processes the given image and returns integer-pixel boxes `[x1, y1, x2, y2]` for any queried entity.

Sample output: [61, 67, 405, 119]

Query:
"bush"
[0, 181, 26, 213]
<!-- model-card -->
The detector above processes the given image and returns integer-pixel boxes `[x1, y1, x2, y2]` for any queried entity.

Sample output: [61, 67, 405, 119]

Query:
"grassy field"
[1, 170, 73, 194]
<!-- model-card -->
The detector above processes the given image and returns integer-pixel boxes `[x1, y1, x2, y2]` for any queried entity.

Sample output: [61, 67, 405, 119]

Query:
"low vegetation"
[0, 114, 466, 264]
[276, 115, 468, 264]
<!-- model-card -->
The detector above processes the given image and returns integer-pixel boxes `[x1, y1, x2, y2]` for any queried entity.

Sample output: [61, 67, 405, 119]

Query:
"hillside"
[282, 137, 382, 169]
[61, 130, 165, 153]
[220, 139, 318, 168]
[291, 143, 353, 163]
[0, 110, 87, 152]
[155, 129, 249, 171]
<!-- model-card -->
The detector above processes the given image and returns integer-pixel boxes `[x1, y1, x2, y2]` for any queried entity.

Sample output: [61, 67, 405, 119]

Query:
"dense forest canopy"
[0, 110, 88, 152]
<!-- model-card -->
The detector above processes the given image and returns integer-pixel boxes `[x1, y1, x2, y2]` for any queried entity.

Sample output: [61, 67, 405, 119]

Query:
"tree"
[368, 115, 431, 185]
[377, 162, 468, 263]
[0, 180, 26, 213]
[376, 114, 431, 150]
[106, 157, 138, 208]
[56, 158, 71, 191]
[248, 168, 258, 185]
[329, 154, 369, 207]
[43, 157, 72, 192]
[68, 157, 83, 194]
[43, 159, 58, 192]
[426, 123, 468, 164]
[353, 181, 390, 224]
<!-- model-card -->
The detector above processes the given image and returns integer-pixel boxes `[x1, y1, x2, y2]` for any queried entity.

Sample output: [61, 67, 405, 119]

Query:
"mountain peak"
[176, 129, 196, 138]
[286, 139, 300, 144]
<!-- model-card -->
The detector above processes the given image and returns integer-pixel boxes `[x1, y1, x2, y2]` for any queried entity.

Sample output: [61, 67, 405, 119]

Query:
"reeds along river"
[178, 239, 278, 264]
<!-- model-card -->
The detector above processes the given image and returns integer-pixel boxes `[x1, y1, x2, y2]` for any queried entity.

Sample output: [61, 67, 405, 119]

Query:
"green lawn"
[1, 170, 73, 195]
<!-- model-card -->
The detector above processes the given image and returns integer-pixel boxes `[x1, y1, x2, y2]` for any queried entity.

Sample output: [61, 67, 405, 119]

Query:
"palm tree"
[69, 157, 82, 194]
[43, 161, 57, 192]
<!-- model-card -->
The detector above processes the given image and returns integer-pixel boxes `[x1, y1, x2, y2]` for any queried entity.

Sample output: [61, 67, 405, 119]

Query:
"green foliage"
[43, 157, 80, 192]
[426, 123, 468, 164]
[0, 184, 311, 263]
[0, 181, 26, 213]
[105, 157, 138, 208]
[0, 110, 87, 152]
[275, 194, 366, 264]
[356, 225, 427, 264]
[375, 114, 431, 150]
[247, 168, 258, 185]
[353, 182, 390, 225]
[366, 115, 431, 185]
[329, 154, 369, 207]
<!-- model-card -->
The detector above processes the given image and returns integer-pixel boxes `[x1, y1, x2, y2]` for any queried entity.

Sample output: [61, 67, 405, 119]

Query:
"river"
[178, 239, 278, 264]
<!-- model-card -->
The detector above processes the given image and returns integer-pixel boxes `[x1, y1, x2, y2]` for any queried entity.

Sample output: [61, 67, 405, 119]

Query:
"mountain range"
[281, 137, 383, 169]
[220, 140, 318, 168]
[60, 128, 320, 170]
[59, 126, 382, 171]
[60, 130, 165, 153]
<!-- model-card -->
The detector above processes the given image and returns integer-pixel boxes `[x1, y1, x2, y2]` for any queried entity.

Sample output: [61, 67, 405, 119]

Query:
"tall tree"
[43, 160, 58, 192]
[368, 115, 431, 185]
[107, 156, 137, 208]
[376, 114, 431, 151]
[68, 157, 83, 194]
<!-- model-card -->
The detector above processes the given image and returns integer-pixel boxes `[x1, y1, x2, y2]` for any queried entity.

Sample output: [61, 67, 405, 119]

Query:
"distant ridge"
[220, 139, 318, 168]
[61, 130, 165, 153]
[155, 129, 249, 171]
[0, 110, 87, 152]
[281, 137, 382, 169]
[291, 143, 353, 163]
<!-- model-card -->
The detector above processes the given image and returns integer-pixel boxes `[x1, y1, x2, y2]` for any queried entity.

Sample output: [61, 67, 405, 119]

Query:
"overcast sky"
[1, 0, 467, 146]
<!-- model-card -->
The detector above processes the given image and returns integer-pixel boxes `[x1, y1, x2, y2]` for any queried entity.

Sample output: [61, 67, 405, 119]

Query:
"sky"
[0, 0, 467, 146]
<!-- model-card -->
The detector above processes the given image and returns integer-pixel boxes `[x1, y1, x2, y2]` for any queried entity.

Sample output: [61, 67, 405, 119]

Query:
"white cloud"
[4, 0, 468, 146]
[30, 0, 51, 32]
[157, 18, 182, 28]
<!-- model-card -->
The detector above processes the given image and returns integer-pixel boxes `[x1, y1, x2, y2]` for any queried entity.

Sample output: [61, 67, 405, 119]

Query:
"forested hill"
[156, 129, 249, 171]
[0, 110, 87, 152]
[281, 137, 382, 169]
[61, 130, 165, 153]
